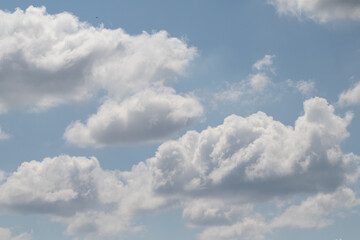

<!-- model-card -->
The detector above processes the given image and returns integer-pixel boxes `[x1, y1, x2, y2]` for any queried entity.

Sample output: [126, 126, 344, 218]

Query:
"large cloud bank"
[0, 6, 202, 144]
[268, 0, 360, 23]
[0, 97, 359, 239]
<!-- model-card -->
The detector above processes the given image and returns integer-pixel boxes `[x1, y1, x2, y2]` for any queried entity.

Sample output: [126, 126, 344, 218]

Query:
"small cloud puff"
[64, 87, 203, 147]
[338, 81, 360, 107]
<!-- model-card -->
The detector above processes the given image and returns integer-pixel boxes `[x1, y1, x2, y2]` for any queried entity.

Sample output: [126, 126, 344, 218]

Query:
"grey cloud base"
[0, 97, 358, 239]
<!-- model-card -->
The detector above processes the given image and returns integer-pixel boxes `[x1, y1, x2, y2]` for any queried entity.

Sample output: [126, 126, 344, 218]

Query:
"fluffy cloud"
[197, 187, 360, 240]
[64, 87, 203, 147]
[0, 155, 124, 215]
[0, 6, 202, 144]
[138, 97, 356, 201]
[120, 97, 359, 238]
[268, 0, 360, 23]
[1, 97, 359, 239]
[0, 6, 196, 111]
[338, 81, 360, 107]
[0, 227, 32, 240]
[0, 155, 134, 239]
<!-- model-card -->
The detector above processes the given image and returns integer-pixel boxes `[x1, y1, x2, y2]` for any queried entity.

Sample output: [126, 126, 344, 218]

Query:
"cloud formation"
[271, 187, 360, 229]
[287, 79, 316, 97]
[338, 81, 360, 107]
[0, 6, 196, 111]
[0, 227, 32, 240]
[0, 6, 203, 145]
[0, 127, 10, 140]
[64, 87, 203, 147]
[0, 97, 358, 239]
[269, 0, 360, 23]
[215, 55, 275, 102]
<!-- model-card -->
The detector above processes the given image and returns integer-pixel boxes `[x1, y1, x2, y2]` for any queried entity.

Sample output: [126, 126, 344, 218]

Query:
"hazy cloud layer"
[0, 6, 196, 111]
[64, 87, 203, 147]
[0, 227, 32, 240]
[269, 0, 360, 23]
[338, 81, 360, 107]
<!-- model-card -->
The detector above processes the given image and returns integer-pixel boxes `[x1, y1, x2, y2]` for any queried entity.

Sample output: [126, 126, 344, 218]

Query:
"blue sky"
[0, 0, 360, 240]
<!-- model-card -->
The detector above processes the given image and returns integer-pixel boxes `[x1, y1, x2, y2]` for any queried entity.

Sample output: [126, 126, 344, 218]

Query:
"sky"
[0, 0, 360, 240]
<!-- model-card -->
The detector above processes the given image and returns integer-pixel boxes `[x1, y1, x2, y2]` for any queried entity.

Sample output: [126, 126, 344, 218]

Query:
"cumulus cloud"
[0, 6, 196, 111]
[338, 81, 360, 107]
[0, 155, 124, 215]
[0, 227, 32, 240]
[138, 97, 356, 201]
[268, 0, 360, 23]
[64, 87, 203, 147]
[120, 97, 359, 239]
[0, 155, 134, 239]
[1, 98, 359, 239]
[0, 6, 202, 144]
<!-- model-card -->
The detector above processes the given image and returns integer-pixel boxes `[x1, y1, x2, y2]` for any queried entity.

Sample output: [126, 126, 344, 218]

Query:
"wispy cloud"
[268, 0, 360, 23]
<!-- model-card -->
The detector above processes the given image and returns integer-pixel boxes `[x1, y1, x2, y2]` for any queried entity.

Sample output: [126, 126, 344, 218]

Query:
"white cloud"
[287, 79, 316, 97]
[0, 6, 202, 145]
[0, 155, 124, 215]
[182, 199, 253, 227]
[120, 97, 359, 239]
[1, 98, 359, 239]
[0, 155, 135, 239]
[64, 87, 203, 147]
[338, 81, 360, 107]
[271, 187, 360, 229]
[252, 54, 275, 72]
[249, 73, 271, 92]
[215, 55, 274, 102]
[0, 227, 32, 240]
[198, 218, 270, 240]
[58, 211, 140, 239]
[139, 97, 356, 201]
[0, 127, 10, 140]
[268, 0, 360, 23]
[0, 6, 196, 111]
